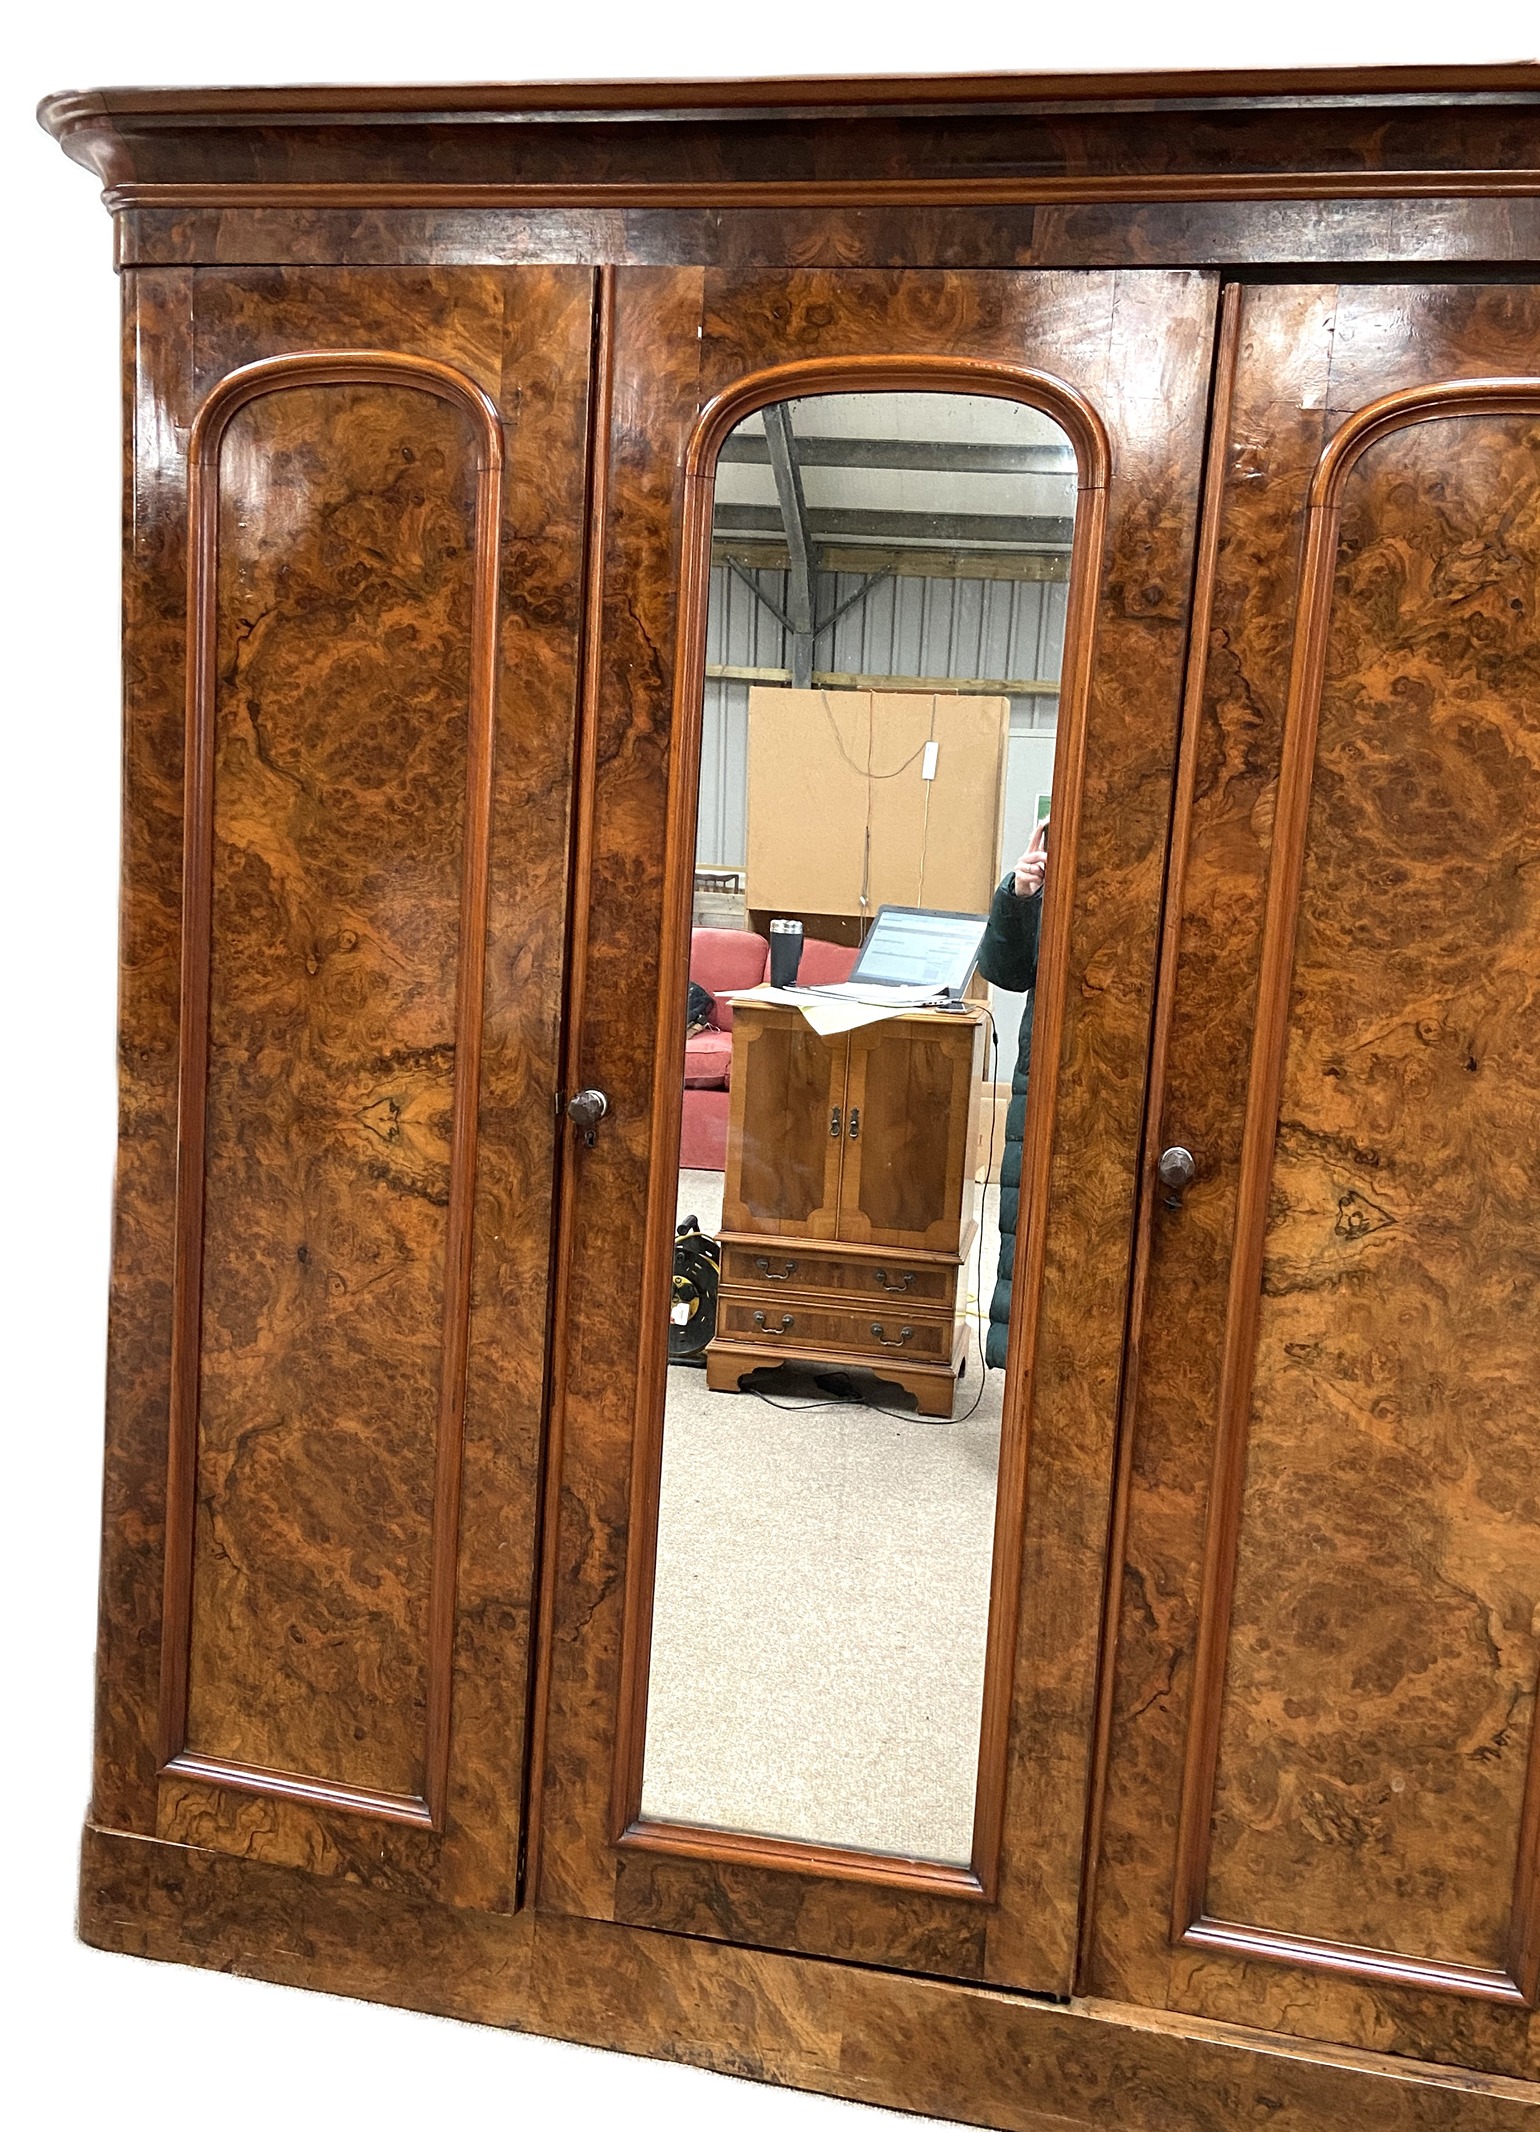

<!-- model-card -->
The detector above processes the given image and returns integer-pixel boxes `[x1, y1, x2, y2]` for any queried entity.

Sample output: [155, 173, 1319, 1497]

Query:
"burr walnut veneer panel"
[175, 370, 495, 1817]
[1200, 404, 1540, 1991]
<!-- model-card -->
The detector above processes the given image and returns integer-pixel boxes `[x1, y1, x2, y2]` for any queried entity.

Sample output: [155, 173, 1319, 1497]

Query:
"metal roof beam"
[713, 503, 1076, 547]
[719, 435, 1076, 475]
[762, 402, 818, 687]
[710, 540, 1070, 583]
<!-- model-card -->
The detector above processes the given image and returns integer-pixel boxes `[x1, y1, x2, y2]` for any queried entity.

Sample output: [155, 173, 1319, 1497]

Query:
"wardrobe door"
[1090, 283, 1540, 2080]
[99, 267, 593, 1914]
[837, 1017, 981, 1252]
[534, 266, 1218, 1992]
[721, 1005, 847, 1239]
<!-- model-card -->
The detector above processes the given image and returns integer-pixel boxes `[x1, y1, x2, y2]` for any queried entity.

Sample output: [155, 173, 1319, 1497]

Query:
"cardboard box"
[746, 688, 1009, 919]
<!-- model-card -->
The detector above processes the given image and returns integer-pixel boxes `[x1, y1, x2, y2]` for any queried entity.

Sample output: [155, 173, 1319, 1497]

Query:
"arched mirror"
[638, 388, 1080, 1870]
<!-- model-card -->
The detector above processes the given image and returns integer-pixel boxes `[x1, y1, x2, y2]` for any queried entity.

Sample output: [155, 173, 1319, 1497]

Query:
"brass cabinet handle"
[847, 1107, 861, 1140]
[869, 1322, 914, 1348]
[754, 1257, 798, 1282]
[754, 1311, 794, 1335]
[872, 1268, 915, 1291]
[829, 1106, 842, 1138]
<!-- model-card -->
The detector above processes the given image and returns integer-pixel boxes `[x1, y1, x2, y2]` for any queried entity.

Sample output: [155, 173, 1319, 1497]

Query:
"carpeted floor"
[638, 1168, 1007, 1866]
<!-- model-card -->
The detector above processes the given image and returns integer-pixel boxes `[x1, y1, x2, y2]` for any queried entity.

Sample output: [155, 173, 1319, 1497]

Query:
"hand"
[1012, 818, 1049, 898]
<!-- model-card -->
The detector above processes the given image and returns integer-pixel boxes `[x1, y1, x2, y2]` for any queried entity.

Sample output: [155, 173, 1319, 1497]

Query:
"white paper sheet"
[720, 983, 935, 1036]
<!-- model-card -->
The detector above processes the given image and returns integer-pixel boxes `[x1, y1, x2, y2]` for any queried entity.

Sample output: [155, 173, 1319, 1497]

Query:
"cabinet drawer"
[716, 1297, 957, 1363]
[721, 1244, 957, 1309]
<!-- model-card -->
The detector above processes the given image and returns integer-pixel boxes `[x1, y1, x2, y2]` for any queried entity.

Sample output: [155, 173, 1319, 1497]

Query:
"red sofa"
[680, 928, 860, 1171]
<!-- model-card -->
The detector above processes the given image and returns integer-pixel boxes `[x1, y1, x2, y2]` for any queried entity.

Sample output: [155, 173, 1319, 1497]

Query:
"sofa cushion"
[679, 1086, 731, 1172]
[797, 937, 860, 986]
[683, 1028, 734, 1089]
[690, 927, 767, 1029]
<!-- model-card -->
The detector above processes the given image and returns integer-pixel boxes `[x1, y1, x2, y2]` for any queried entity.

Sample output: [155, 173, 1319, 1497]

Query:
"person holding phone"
[975, 816, 1048, 1369]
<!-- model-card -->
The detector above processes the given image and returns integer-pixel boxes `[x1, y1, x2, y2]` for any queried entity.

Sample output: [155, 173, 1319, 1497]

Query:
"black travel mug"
[768, 919, 804, 987]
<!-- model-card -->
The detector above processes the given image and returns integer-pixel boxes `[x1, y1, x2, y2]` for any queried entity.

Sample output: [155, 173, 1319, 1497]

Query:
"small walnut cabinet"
[709, 1000, 984, 1415]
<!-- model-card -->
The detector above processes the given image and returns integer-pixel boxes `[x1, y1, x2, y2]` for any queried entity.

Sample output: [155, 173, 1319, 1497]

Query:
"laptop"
[802, 904, 989, 1006]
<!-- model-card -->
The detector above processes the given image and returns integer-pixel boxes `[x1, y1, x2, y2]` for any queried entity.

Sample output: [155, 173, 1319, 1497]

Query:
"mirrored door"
[642, 387, 1075, 1875]
[535, 267, 1220, 1990]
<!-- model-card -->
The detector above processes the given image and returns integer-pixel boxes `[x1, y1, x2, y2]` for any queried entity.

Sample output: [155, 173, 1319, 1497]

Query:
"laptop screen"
[850, 905, 989, 994]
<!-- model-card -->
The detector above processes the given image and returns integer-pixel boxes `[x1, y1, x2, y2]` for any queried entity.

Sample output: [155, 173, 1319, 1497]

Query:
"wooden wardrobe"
[41, 68, 1540, 2131]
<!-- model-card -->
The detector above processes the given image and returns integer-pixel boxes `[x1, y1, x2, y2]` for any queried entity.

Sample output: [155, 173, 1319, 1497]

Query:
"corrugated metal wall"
[697, 565, 1065, 868]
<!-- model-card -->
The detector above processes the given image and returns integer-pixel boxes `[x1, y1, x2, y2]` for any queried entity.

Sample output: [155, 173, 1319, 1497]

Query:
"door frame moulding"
[158, 349, 506, 1833]
[1171, 373, 1540, 2009]
[603, 351, 1111, 1907]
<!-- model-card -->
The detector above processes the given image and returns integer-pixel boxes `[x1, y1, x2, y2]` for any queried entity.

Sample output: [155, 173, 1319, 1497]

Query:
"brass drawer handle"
[829, 1105, 842, 1138]
[872, 1268, 915, 1292]
[754, 1311, 794, 1335]
[869, 1323, 914, 1348]
[754, 1257, 798, 1281]
[847, 1106, 861, 1140]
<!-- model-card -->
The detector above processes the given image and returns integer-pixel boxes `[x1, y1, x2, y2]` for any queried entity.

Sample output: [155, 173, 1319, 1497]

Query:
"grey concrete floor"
[639, 1168, 1006, 1865]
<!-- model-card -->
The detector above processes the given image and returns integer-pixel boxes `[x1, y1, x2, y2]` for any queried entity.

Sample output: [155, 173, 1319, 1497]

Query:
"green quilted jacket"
[975, 873, 1041, 1369]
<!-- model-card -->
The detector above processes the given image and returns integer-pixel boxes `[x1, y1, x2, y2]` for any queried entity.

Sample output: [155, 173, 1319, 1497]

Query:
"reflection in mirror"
[642, 392, 1076, 1866]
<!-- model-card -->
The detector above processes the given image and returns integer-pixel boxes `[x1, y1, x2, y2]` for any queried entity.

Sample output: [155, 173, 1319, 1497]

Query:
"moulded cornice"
[37, 66, 1540, 207]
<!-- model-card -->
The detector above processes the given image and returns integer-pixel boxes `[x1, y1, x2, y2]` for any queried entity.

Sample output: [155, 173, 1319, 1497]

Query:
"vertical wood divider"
[1074, 280, 1244, 1982]
[525, 266, 615, 1898]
